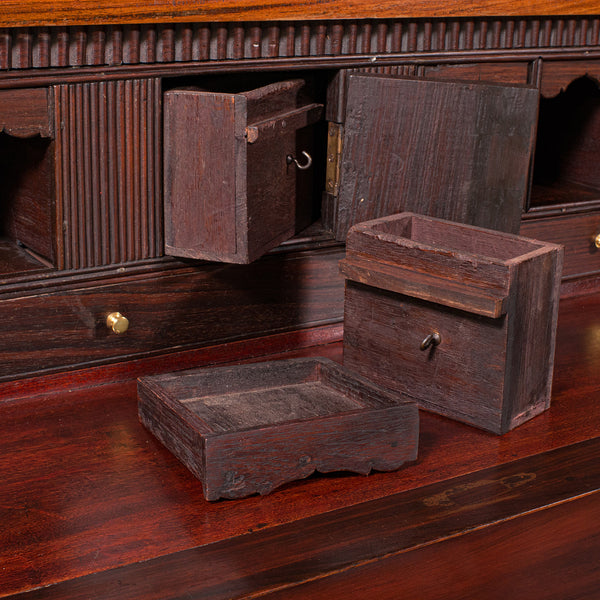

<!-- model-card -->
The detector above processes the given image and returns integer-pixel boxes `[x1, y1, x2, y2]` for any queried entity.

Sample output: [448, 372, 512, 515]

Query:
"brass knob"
[594, 234, 600, 249]
[106, 312, 129, 334]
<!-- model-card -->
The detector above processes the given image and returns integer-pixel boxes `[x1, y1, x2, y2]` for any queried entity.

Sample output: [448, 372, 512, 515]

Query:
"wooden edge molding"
[0, 0, 598, 28]
[0, 323, 344, 404]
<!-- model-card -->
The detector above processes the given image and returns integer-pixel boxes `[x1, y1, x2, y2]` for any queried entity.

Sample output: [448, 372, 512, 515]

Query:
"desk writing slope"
[332, 73, 539, 239]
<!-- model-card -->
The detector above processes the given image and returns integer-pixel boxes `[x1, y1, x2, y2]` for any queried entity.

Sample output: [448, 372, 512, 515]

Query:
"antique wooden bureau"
[1, 2, 600, 599]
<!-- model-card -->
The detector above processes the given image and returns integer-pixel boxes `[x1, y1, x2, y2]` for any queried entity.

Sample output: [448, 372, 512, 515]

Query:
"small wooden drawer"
[138, 358, 419, 500]
[340, 213, 564, 434]
[164, 79, 323, 264]
[520, 212, 600, 279]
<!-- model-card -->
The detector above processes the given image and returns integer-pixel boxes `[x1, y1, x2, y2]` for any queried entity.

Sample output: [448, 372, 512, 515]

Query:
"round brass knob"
[594, 234, 600, 249]
[106, 312, 129, 335]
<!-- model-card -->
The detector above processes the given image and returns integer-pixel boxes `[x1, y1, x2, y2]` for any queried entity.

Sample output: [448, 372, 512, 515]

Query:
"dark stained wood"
[139, 358, 418, 500]
[0, 248, 345, 381]
[164, 79, 322, 264]
[0, 88, 51, 138]
[423, 60, 531, 83]
[540, 58, 600, 98]
[529, 181, 600, 211]
[262, 492, 600, 600]
[0, 1, 596, 27]
[0, 291, 599, 597]
[0, 240, 50, 276]
[533, 74, 600, 197]
[521, 211, 600, 279]
[5, 439, 600, 599]
[0, 323, 344, 403]
[0, 11, 599, 597]
[0, 21, 595, 378]
[53, 78, 163, 269]
[0, 134, 55, 263]
[341, 213, 564, 433]
[330, 73, 538, 239]
[0, 20, 594, 73]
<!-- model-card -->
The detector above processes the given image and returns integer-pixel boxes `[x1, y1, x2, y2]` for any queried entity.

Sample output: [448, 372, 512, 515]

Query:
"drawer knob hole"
[420, 332, 441, 351]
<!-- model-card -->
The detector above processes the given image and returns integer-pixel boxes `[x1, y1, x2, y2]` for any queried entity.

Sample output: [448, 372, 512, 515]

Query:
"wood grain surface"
[4, 440, 599, 599]
[333, 74, 537, 239]
[0, 0, 596, 27]
[341, 213, 563, 433]
[139, 358, 418, 499]
[1, 292, 600, 597]
[0, 248, 345, 381]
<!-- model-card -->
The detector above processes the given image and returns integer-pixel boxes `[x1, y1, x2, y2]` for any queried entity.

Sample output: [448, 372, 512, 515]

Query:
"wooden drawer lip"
[340, 255, 509, 318]
[342, 213, 560, 318]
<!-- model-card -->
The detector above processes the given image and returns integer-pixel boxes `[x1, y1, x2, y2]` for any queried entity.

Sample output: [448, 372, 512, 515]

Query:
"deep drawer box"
[164, 79, 322, 264]
[340, 213, 564, 434]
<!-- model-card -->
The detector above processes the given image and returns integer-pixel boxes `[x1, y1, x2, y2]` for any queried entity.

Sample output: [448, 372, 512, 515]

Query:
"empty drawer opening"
[531, 75, 600, 211]
[0, 132, 55, 276]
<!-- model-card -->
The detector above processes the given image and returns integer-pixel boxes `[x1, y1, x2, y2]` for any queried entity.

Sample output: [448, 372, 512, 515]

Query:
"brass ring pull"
[420, 331, 441, 351]
[286, 151, 313, 170]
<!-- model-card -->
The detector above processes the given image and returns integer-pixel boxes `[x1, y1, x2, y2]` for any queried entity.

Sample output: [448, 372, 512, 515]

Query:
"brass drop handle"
[106, 312, 129, 335]
[420, 331, 441, 351]
[594, 234, 600, 249]
[286, 151, 312, 170]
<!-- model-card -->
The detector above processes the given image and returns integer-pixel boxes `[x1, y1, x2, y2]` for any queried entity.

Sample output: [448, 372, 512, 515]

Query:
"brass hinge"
[325, 122, 343, 197]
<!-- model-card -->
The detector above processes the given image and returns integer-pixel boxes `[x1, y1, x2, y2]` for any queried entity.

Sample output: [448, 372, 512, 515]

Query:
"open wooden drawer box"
[340, 212, 564, 434]
[138, 358, 418, 500]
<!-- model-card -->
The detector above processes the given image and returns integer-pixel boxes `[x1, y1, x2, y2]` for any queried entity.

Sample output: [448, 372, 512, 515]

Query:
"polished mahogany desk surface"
[1, 291, 600, 599]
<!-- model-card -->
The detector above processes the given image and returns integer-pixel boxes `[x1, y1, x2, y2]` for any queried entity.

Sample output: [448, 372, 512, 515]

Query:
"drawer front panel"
[520, 213, 600, 278]
[343, 282, 508, 427]
[424, 61, 530, 84]
[0, 250, 344, 380]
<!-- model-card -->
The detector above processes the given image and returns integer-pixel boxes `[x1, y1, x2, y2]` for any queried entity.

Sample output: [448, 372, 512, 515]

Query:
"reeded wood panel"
[53, 78, 162, 269]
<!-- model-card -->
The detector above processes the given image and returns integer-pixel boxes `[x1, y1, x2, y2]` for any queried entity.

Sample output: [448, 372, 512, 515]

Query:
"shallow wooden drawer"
[520, 212, 600, 278]
[138, 357, 418, 501]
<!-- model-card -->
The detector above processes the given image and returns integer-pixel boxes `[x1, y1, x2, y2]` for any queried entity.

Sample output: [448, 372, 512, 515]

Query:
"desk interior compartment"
[0, 88, 56, 276]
